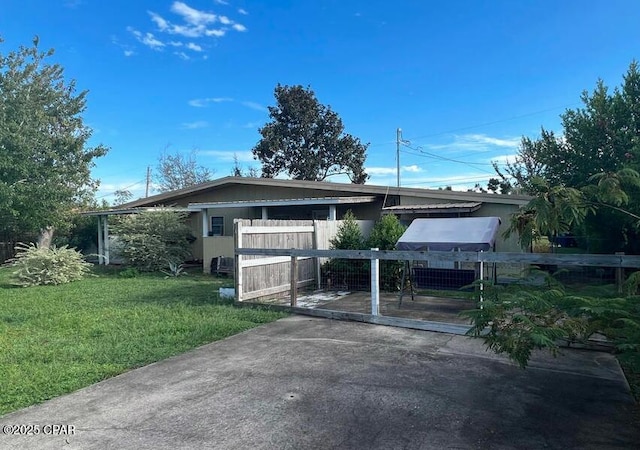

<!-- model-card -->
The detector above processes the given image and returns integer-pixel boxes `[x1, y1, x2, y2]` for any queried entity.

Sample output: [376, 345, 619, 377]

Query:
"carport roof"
[382, 202, 481, 215]
[187, 196, 378, 210]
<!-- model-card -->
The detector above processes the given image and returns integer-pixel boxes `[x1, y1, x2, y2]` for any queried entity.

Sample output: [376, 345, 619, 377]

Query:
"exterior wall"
[470, 203, 523, 253]
[203, 236, 235, 273]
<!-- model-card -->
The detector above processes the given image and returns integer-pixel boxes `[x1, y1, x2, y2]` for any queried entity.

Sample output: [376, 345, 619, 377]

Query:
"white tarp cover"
[396, 217, 501, 252]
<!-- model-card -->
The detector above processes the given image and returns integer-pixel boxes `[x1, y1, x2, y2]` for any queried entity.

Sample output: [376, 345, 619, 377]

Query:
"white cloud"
[201, 150, 255, 162]
[241, 101, 266, 112]
[466, 134, 520, 148]
[188, 97, 234, 107]
[124, 50, 134, 57]
[365, 165, 423, 175]
[175, 51, 190, 60]
[133, 1, 247, 58]
[149, 11, 169, 31]
[238, 8, 248, 15]
[243, 121, 263, 129]
[426, 133, 520, 152]
[171, 1, 217, 25]
[214, 0, 229, 4]
[205, 29, 226, 37]
[366, 167, 396, 175]
[181, 120, 208, 129]
[128, 27, 165, 50]
[489, 154, 518, 164]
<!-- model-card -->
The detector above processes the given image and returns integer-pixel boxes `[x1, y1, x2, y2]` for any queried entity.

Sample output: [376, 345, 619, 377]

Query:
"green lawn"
[0, 266, 287, 416]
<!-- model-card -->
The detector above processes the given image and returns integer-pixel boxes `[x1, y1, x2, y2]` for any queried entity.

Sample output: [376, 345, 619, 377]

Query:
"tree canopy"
[155, 149, 213, 192]
[496, 61, 640, 253]
[0, 37, 107, 243]
[252, 84, 369, 183]
[496, 62, 640, 195]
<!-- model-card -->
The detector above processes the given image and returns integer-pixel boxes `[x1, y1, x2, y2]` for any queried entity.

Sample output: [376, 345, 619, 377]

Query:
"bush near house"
[323, 212, 406, 291]
[367, 214, 407, 291]
[110, 210, 193, 272]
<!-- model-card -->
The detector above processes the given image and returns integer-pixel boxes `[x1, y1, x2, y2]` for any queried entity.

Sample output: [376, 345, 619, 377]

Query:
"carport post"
[371, 248, 380, 316]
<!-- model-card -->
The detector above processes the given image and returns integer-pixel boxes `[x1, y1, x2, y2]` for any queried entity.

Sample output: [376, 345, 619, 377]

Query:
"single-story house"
[86, 177, 531, 272]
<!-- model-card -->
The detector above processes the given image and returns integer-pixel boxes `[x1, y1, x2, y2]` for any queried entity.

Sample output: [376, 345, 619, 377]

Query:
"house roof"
[382, 202, 482, 215]
[187, 196, 377, 210]
[117, 176, 531, 209]
[81, 206, 191, 216]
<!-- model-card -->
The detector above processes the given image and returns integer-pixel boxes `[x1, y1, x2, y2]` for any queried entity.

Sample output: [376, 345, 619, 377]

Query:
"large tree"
[155, 149, 213, 192]
[495, 61, 640, 253]
[0, 37, 107, 247]
[252, 84, 369, 183]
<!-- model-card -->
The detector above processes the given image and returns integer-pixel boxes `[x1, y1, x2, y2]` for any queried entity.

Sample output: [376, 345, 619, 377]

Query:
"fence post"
[313, 220, 321, 290]
[290, 255, 298, 307]
[615, 252, 625, 294]
[234, 220, 243, 302]
[371, 248, 379, 316]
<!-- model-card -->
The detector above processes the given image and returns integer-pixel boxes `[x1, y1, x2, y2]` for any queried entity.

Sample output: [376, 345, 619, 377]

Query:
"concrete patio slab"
[1, 315, 638, 449]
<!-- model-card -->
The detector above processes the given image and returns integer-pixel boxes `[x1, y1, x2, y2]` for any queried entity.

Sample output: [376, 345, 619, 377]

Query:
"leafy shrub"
[323, 212, 407, 291]
[367, 214, 406, 291]
[329, 210, 364, 250]
[10, 243, 93, 287]
[463, 277, 640, 369]
[324, 211, 369, 289]
[53, 213, 99, 254]
[110, 210, 193, 272]
[118, 267, 140, 278]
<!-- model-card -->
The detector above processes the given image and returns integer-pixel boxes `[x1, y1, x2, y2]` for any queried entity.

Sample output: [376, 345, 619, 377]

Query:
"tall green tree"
[497, 61, 640, 252]
[0, 37, 107, 247]
[252, 84, 369, 183]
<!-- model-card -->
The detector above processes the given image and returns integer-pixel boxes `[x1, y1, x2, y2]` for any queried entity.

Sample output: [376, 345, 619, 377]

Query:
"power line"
[402, 103, 580, 142]
[95, 179, 146, 199]
[399, 144, 497, 175]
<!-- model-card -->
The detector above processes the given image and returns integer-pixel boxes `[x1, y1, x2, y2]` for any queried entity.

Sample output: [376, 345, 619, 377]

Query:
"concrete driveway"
[1, 315, 638, 449]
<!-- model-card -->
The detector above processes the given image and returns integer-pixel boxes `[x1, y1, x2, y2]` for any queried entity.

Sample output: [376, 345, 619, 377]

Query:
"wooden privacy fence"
[233, 219, 374, 302]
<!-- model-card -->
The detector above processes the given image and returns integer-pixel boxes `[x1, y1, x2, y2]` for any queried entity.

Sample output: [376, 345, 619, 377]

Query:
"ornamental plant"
[10, 242, 93, 287]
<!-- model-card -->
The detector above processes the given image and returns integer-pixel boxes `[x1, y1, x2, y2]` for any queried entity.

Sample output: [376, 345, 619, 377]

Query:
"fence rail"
[236, 248, 640, 267]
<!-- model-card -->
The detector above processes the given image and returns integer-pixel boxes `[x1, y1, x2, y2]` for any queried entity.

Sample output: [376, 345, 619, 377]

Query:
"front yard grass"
[0, 266, 287, 416]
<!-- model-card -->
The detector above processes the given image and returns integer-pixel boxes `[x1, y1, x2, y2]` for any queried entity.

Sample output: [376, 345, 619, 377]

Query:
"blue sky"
[2, 0, 640, 202]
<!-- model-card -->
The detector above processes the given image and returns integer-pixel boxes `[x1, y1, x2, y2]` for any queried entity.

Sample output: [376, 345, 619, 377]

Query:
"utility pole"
[145, 166, 151, 197]
[396, 128, 402, 187]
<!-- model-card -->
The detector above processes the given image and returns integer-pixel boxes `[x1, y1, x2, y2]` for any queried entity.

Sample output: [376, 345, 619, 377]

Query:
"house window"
[210, 217, 224, 236]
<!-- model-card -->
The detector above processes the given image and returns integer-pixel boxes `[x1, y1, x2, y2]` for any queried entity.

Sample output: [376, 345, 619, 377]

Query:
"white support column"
[103, 215, 110, 265]
[261, 207, 268, 220]
[201, 209, 209, 237]
[328, 205, 337, 221]
[97, 215, 104, 265]
[371, 248, 380, 316]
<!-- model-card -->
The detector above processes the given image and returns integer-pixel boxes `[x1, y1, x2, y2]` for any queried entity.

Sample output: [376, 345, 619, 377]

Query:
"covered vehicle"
[396, 217, 501, 252]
